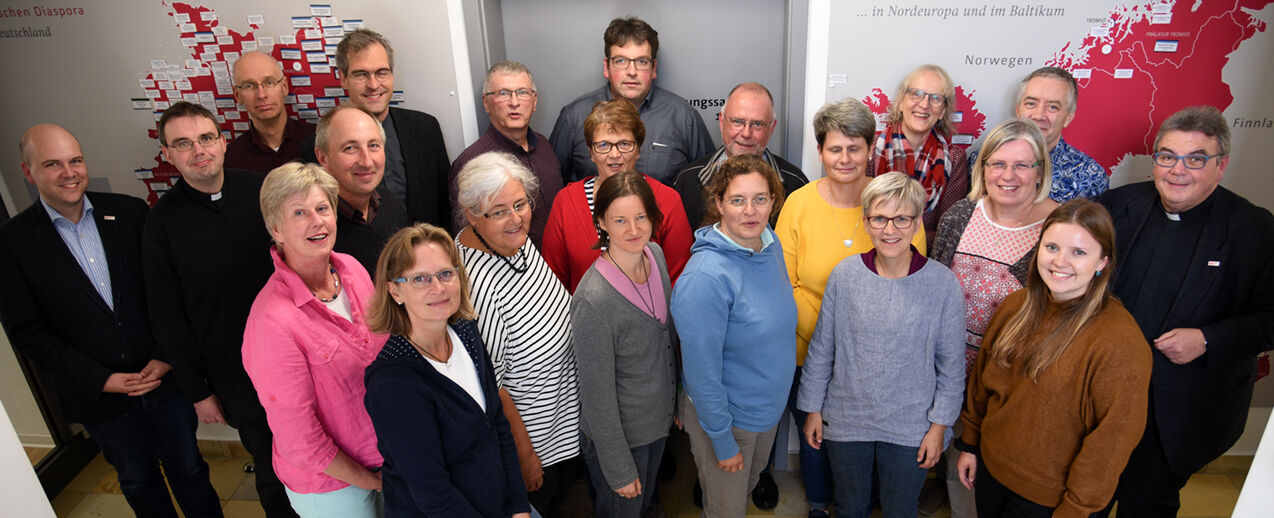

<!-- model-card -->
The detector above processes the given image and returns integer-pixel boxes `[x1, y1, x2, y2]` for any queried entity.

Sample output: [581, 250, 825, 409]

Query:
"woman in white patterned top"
[454, 151, 581, 517]
[928, 118, 1059, 518]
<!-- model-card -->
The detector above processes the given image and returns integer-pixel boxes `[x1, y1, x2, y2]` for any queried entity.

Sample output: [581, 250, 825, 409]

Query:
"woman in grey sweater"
[797, 172, 966, 518]
[570, 171, 678, 518]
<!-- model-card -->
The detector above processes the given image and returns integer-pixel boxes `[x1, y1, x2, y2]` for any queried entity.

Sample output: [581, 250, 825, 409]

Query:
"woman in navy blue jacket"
[364, 223, 533, 518]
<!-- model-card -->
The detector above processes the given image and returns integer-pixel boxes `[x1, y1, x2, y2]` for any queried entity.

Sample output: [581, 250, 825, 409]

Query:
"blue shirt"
[970, 137, 1108, 203]
[42, 196, 113, 308]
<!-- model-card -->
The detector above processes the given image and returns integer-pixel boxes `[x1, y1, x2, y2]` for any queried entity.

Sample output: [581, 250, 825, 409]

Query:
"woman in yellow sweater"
[774, 98, 925, 517]
[955, 199, 1151, 517]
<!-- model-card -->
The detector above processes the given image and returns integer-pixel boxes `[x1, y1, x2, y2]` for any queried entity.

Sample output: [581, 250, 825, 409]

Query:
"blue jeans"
[81, 389, 222, 518]
[788, 366, 833, 508]
[824, 440, 926, 518]
[582, 434, 666, 518]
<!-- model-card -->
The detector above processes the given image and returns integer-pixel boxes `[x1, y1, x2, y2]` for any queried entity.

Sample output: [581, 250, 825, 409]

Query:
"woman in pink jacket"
[243, 162, 388, 517]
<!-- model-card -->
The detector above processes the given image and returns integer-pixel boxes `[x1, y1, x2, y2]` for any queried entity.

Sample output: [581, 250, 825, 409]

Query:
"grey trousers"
[679, 392, 778, 518]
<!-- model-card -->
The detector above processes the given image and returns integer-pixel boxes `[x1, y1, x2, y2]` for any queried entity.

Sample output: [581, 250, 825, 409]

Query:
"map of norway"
[132, 2, 407, 204]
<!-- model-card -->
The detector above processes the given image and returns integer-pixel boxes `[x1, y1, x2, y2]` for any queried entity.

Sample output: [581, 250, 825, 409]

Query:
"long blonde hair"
[989, 199, 1116, 380]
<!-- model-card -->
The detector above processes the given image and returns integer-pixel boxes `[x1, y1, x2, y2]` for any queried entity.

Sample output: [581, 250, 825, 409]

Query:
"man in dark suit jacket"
[1101, 106, 1274, 517]
[302, 28, 451, 228]
[0, 124, 222, 517]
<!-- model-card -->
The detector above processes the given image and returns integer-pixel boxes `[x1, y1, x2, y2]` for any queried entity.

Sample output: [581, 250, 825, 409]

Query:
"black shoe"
[752, 472, 778, 510]
[693, 480, 703, 507]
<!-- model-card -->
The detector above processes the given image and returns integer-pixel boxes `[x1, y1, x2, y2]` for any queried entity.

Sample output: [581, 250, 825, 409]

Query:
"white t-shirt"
[424, 326, 486, 412]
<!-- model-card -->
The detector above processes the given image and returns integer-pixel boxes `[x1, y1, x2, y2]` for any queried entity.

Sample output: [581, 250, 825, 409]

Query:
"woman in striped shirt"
[454, 151, 581, 517]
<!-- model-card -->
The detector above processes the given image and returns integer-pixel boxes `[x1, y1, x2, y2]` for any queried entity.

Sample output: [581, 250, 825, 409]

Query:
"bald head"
[232, 51, 288, 123]
[20, 124, 89, 220]
[719, 82, 776, 157]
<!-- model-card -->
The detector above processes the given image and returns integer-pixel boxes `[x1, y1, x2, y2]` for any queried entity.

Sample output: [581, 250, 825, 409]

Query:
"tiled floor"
[47, 433, 1251, 517]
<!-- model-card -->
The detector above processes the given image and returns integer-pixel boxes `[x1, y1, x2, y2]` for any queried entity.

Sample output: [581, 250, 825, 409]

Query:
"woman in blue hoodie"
[363, 224, 533, 518]
[671, 154, 798, 518]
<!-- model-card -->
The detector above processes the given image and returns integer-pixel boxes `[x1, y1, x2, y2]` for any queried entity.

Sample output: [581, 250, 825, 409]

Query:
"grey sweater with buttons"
[570, 243, 678, 490]
[796, 254, 966, 447]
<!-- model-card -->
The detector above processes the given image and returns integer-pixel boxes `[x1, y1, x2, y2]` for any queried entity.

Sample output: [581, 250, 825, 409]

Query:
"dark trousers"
[212, 376, 299, 518]
[528, 455, 578, 518]
[582, 435, 666, 518]
[787, 366, 833, 507]
[825, 440, 927, 518]
[975, 461, 1109, 518]
[81, 389, 223, 518]
[1112, 411, 1192, 518]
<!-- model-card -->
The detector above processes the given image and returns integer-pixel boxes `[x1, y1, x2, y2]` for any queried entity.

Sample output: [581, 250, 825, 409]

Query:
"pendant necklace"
[312, 264, 341, 302]
[829, 204, 862, 248]
[609, 250, 657, 317]
[472, 228, 529, 274]
[407, 333, 453, 370]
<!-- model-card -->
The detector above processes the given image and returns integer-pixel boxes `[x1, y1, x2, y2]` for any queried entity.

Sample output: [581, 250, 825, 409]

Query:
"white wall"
[0, 400, 55, 517]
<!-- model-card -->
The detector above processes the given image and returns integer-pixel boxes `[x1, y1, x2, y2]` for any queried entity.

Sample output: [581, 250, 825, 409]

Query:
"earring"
[1095, 270, 1102, 277]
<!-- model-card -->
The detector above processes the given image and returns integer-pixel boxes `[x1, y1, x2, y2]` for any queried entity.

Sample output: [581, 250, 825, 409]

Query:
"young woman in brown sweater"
[955, 199, 1152, 518]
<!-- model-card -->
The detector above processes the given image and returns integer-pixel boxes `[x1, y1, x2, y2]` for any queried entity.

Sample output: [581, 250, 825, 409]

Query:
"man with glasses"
[315, 105, 408, 275]
[143, 102, 295, 517]
[451, 61, 563, 247]
[674, 82, 806, 229]
[970, 67, 1107, 202]
[305, 28, 451, 228]
[0, 124, 223, 518]
[225, 51, 315, 173]
[1101, 105, 1274, 517]
[550, 16, 713, 184]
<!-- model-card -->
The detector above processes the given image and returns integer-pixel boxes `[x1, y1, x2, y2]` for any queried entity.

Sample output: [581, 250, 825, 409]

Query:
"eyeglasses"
[726, 117, 772, 132]
[235, 77, 284, 92]
[481, 199, 531, 220]
[393, 268, 459, 289]
[165, 133, 222, 152]
[608, 56, 654, 70]
[346, 68, 393, 84]
[591, 140, 636, 154]
[724, 195, 772, 209]
[985, 160, 1040, 174]
[484, 88, 535, 101]
[905, 88, 947, 106]
[866, 215, 917, 230]
[1153, 152, 1223, 169]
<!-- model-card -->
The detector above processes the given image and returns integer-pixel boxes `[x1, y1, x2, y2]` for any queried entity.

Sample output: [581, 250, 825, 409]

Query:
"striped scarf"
[871, 122, 951, 215]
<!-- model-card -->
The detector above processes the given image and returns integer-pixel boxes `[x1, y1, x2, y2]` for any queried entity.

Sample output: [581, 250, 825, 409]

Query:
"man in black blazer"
[1101, 105, 1274, 517]
[0, 124, 222, 517]
[302, 28, 451, 228]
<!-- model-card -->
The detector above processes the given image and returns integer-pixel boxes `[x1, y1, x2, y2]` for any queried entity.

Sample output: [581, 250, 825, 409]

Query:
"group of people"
[1, 15, 1271, 518]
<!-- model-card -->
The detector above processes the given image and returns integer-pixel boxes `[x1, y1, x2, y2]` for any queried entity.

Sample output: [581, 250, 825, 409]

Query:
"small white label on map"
[181, 37, 197, 47]
[321, 17, 339, 27]
[217, 35, 233, 45]
[279, 35, 297, 45]
[324, 36, 342, 45]
[139, 79, 155, 88]
[183, 93, 201, 103]
[145, 90, 162, 99]
[306, 51, 327, 63]
[1090, 26, 1109, 37]
[1151, 14, 1172, 24]
[155, 101, 170, 110]
[1152, 3, 1172, 13]
[1114, 69, 1134, 79]
[298, 109, 319, 119]
[223, 110, 241, 120]
[318, 106, 334, 116]
[176, 80, 192, 90]
[292, 17, 315, 29]
[200, 52, 218, 62]
[149, 60, 167, 69]
[325, 45, 337, 56]
[233, 121, 250, 131]
[215, 98, 236, 108]
[343, 19, 364, 31]
[311, 4, 332, 17]
[392, 92, 405, 103]
[258, 37, 275, 47]
[201, 11, 216, 21]
[135, 169, 154, 180]
[292, 76, 313, 87]
[1154, 40, 1179, 52]
[132, 98, 152, 110]
[304, 28, 321, 39]
[324, 27, 344, 38]
[311, 64, 331, 74]
[301, 40, 323, 51]
[316, 98, 337, 108]
[324, 87, 345, 97]
[174, 13, 190, 23]
[953, 112, 964, 123]
[281, 49, 303, 61]
[247, 14, 264, 25]
[298, 94, 316, 103]
[157, 81, 174, 90]
[284, 95, 296, 104]
[216, 86, 233, 95]
[952, 135, 974, 145]
[153, 71, 168, 81]
[195, 32, 214, 43]
[241, 40, 258, 51]
[179, 23, 196, 33]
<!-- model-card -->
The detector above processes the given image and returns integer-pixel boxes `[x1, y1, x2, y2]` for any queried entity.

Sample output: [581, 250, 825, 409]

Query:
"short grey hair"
[455, 152, 540, 222]
[862, 171, 926, 217]
[315, 105, 386, 154]
[259, 162, 339, 237]
[1154, 105, 1230, 156]
[1016, 66, 1078, 113]
[483, 61, 536, 93]
[813, 98, 876, 147]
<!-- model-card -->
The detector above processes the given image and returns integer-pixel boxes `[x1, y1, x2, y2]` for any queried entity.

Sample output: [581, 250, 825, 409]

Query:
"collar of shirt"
[41, 194, 92, 226]
[248, 117, 301, 153]
[712, 222, 775, 250]
[603, 82, 654, 111]
[1162, 187, 1217, 222]
[486, 124, 539, 154]
[338, 190, 381, 223]
[861, 245, 927, 276]
[175, 176, 225, 211]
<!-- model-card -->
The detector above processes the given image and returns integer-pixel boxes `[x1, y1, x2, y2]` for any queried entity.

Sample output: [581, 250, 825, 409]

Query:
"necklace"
[406, 333, 453, 368]
[608, 250, 657, 317]
[312, 264, 341, 302]
[822, 181, 861, 247]
[472, 228, 529, 274]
